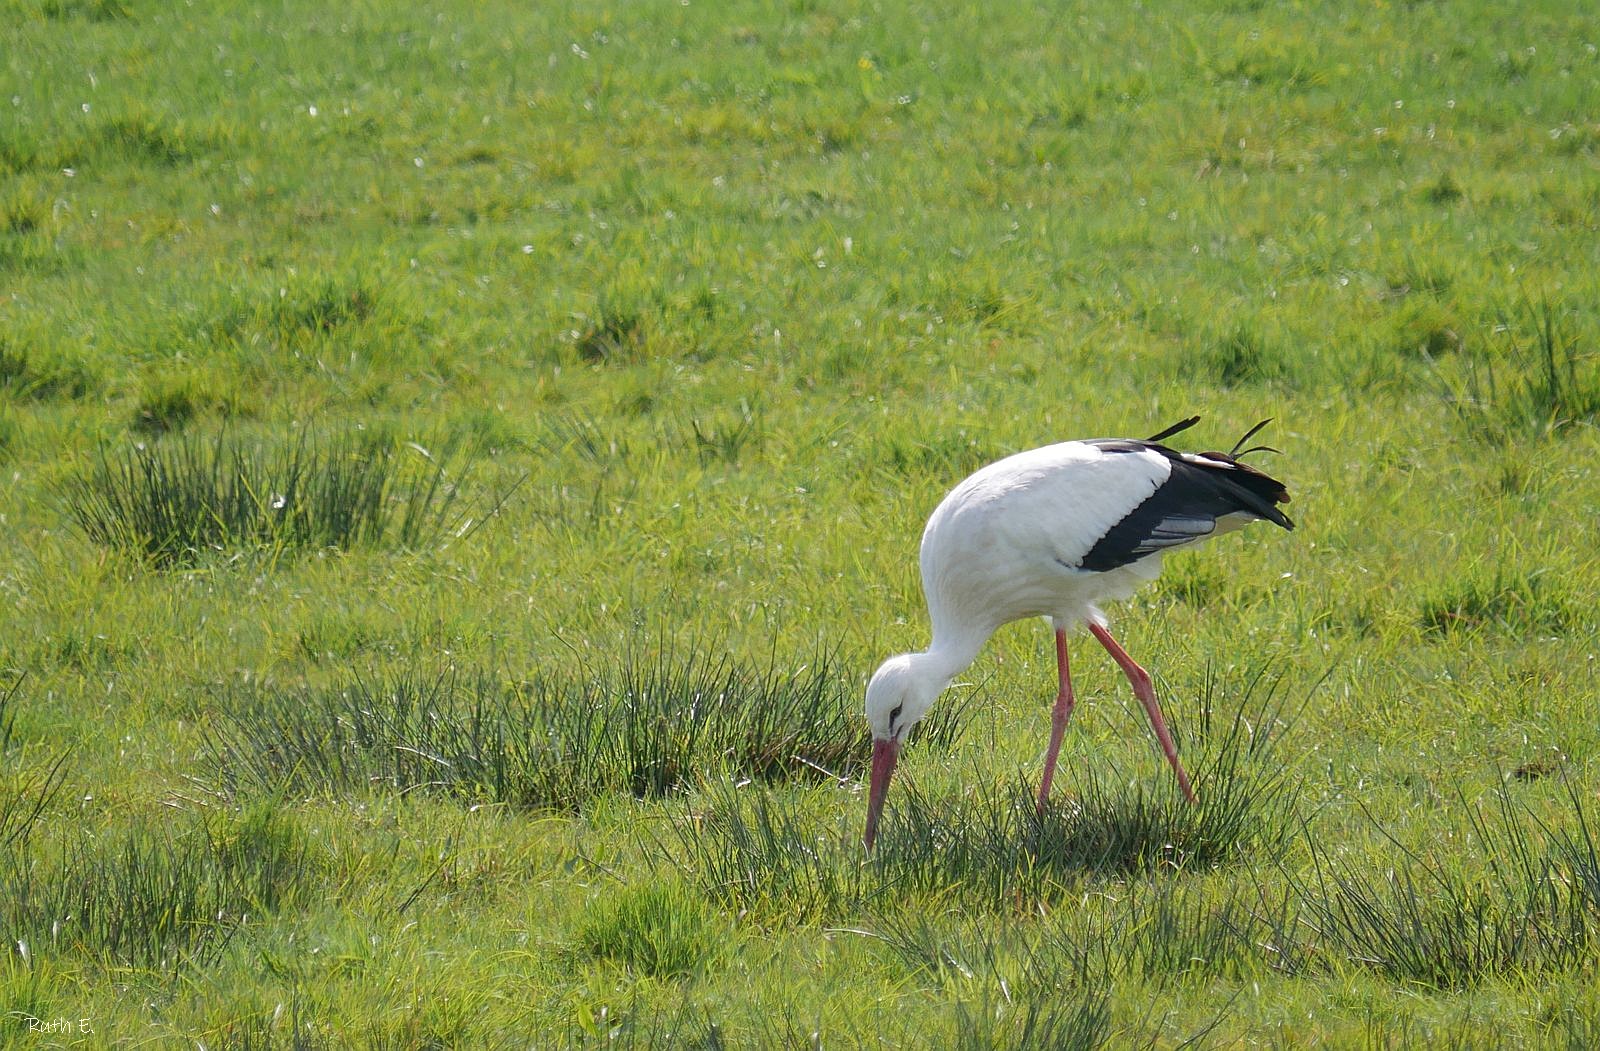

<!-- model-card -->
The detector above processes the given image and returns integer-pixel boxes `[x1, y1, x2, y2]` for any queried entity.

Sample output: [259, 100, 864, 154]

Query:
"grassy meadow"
[4, 0, 1600, 1044]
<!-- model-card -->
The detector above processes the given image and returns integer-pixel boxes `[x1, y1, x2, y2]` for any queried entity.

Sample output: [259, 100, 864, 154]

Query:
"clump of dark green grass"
[0, 333, 101, 400]
[575, 881, 728, 978]
[1423, 170, 1466, 204]
[60, 429, 471, 567]
[209, 648, 970, 812]
[572, 300, 646, 363]
[0, 340, 26, 386]
[1291, 788, 1599, 989]
[873, 764, 1289, 907]
[1417, 566, 1571, 636]
[188, 268, 407, 364]
[34, 0, 130, 21]
[562, 282, 734, 367]
[92, 111, 221, 166]
[1389, 299, 1463, 359]
[684, 410, 762, 466]
[1204, 322, 1288, 387]
[0, 105, 233, 178]
[1, 191, 47, 249]
[133, 366, 246, 435]
[258, 273, 382, 339]
[1439, 297, 1600, 442]
[0, 804, 311, 972]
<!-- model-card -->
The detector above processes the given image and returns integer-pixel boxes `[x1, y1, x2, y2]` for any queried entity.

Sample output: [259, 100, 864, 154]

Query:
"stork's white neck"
[920, 616, 996, 686]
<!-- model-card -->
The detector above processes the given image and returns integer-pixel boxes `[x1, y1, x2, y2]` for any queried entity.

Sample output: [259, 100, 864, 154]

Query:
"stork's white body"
[921, 441, 1171, 647]
[862, 421, 1294, 850]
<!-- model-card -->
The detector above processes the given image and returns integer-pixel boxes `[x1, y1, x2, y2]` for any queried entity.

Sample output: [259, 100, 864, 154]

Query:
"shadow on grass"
[659, 665, 1305, 917]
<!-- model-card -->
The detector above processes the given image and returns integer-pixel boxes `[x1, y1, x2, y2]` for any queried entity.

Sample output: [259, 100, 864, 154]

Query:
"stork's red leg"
[1036, 628, 1075, 810]
[1087, 623, 1197, 803]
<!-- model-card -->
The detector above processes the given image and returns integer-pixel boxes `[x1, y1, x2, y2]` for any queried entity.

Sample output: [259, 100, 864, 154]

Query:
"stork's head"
[862, 653, 947, 851]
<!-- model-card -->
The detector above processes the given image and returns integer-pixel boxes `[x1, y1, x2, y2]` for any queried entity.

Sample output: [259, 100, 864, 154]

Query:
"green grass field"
[4, 0, 1600, 1044]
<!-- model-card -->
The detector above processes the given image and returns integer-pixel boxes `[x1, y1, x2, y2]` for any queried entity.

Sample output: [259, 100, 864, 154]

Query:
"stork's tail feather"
[1227, 418, 1281, 460]
[1210, 459, 1294, 530]
[1141, 416, 1294, 530]
[1146, 416, 1202, 443]
[1198, 420, 1293, 529]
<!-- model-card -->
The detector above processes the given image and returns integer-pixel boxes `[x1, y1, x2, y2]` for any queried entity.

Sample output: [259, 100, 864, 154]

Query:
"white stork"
[862, 417, 1293, 850]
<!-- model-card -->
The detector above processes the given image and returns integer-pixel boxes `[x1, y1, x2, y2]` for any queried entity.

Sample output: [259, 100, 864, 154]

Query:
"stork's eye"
[887, 702, 903, 732]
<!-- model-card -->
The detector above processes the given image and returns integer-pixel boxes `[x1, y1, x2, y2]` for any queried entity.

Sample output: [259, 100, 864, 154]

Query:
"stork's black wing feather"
[1078, 440, 1294, 572]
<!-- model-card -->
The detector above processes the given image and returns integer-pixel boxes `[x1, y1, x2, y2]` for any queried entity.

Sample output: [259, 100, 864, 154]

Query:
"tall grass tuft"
[1438, 297, 1600, 442]
[60, 429, 470, 567]
[209, 648, 969, 811]
[685, 410, 762, 466]
[0, 674, 22, 755]
[193, 269, 393, 355]
[0, 804, 311, 972]
[661, 780, 865, 919]
[37, 0, 131, 25]
[0, 332, 100, 400]
[1292, 788, 1597, 988]
[869, 875, 1303, 991]
[540, 410, 633, 465]
[1547, 776, 1600, 918]
[572, 300, 646, 363]
[947, 988, 1113, 1051]
[0, 750, 68, 851]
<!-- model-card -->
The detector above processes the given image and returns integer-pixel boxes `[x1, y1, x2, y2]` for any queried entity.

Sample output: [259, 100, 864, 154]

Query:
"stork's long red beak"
[863, 737, 900, 851]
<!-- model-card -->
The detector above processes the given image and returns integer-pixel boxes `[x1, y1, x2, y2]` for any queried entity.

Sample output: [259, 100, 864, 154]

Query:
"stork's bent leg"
[1036, 628, 1075, 810]
[1087, 623, 1197, 803]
